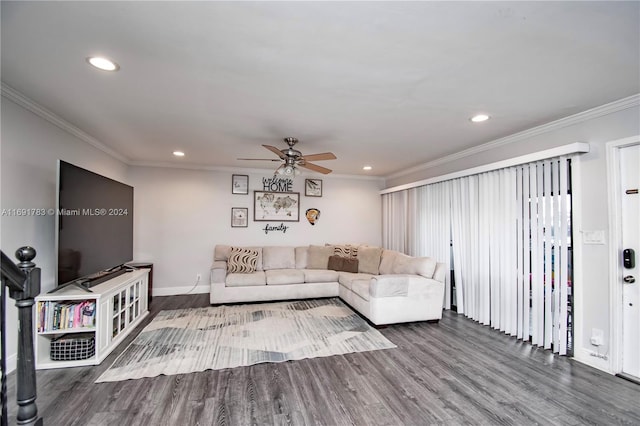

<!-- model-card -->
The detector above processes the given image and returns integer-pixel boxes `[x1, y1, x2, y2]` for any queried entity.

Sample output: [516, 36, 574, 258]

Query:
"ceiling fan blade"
[300, 162, 332, 174]
[262, 144, 287, 160]
[273, 164, 284, 175]
[300, 152, 337, 161]
[237, 158, 281, 161]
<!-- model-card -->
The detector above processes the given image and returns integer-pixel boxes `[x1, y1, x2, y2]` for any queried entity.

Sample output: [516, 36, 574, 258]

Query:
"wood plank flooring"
[5, 294, 640, 425]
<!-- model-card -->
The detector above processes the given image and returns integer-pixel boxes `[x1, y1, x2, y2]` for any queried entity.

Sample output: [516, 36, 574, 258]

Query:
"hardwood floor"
[6, 294, 640, 425]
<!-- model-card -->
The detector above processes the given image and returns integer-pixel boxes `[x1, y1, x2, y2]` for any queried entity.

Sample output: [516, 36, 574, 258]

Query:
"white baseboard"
[573, 347, 612, 373]
[1, 353, 17, 376]
[152, 285, 210, 297]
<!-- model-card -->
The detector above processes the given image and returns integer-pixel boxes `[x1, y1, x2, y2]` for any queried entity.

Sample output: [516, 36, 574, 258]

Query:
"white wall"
[384, 103, 640, 373]
[1, 98, 129, 373]
[128, 166, 383, 295]
[4, 86, 637, 377]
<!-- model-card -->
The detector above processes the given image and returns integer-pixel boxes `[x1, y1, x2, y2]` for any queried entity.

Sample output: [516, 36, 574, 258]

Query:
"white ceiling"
[2, 1, 639, 177]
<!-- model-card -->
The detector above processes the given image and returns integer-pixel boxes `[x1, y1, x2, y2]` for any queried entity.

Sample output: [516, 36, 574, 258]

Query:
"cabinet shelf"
[37, 327, 96, 336]
[34, 269, 149, 369]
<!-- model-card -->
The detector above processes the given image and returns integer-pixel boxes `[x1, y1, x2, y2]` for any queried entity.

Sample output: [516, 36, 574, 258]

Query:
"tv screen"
[56, 161, 133, 286]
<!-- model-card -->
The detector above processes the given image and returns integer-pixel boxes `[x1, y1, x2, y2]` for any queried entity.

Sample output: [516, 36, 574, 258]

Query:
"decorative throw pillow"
[328, 255, 359, 273]
[327, 255, 344, 271]
[333, 244, 359, 258]
[357, 246, 383, 275]
[378, 249, 398, 275]
[341, 257, 359, 273]
[227, 247, 259, 273]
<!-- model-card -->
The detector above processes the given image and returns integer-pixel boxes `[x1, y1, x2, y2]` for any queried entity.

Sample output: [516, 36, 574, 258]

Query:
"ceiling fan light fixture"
[282, 165, 296, 176]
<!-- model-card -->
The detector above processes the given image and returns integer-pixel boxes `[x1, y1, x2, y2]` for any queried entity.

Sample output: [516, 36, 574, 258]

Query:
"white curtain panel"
[383, 182, 452, 306]
[382, 190, 408, 252]
[381, 157, 572, 355]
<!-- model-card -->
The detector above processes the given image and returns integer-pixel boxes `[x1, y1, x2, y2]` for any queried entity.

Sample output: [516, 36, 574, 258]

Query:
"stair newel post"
[8, 246, 42, 426]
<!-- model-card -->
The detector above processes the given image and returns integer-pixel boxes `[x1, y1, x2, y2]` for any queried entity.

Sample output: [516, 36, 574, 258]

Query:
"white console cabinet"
[34, 269, 149, 369]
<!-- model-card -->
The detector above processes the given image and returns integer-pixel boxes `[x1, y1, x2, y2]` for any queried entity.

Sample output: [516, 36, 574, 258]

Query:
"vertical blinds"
[382, 157, 572, 355]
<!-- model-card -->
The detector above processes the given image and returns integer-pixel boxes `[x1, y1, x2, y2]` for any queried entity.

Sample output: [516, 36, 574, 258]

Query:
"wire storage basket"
[50, 333, 95, 361]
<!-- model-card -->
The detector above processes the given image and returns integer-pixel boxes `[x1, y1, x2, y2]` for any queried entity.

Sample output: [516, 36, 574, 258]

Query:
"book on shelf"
[37, 300, 96, 332]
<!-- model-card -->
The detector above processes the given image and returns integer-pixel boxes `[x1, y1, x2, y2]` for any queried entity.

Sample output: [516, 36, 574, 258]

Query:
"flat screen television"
[55, 160, 134, 291]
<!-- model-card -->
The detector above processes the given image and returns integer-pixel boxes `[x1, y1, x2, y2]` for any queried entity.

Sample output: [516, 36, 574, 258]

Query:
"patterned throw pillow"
[334, 245, 359, 258]
[227, 247, 259, 273]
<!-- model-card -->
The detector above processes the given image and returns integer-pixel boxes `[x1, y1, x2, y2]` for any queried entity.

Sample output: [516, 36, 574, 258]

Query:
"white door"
[621, 144, 639, 379]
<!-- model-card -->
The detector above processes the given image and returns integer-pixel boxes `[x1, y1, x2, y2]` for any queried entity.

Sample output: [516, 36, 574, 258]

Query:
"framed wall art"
[305, 178, 322, 197]
[254, 191, 300, 222]
[231, 207, 248, 227]
[232, 174, 249, 195]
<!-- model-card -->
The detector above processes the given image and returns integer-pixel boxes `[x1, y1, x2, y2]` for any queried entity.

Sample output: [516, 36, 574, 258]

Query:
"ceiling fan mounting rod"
[284, 137, 298, 147]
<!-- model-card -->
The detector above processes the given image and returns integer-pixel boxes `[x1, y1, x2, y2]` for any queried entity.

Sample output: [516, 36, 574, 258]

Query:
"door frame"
[606, 135, 640, 374]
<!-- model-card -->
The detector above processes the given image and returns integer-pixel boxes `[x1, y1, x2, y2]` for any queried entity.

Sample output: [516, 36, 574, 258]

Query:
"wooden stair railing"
[1, 247, 43, 426]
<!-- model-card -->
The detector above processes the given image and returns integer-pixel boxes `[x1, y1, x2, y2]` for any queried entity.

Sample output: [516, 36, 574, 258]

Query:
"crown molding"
[1, 82, 130, 163]
[386, 93, 640, 180]
[4, 81, 636, 181]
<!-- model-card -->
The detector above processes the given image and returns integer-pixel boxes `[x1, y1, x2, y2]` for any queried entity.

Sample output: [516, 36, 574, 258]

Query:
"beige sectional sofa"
[210, 244, 446, 325]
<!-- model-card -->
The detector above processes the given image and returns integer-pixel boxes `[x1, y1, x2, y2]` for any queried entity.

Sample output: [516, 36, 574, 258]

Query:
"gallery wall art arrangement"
[230, 175, 325, 232]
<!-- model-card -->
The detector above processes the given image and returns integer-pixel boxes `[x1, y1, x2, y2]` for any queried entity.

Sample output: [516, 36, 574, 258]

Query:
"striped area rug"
[96, 298, 396, 382]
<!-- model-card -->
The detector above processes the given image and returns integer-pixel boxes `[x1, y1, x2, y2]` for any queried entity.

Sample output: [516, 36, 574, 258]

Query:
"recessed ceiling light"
[86, 56, 120, 71]
[173, 151, 185, 157]
[470, 114, 490, 123]
[363, 165, 372, 171]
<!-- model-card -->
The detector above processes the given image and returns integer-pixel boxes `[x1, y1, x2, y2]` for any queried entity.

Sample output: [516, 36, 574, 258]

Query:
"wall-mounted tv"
[55, 160, 134, 290]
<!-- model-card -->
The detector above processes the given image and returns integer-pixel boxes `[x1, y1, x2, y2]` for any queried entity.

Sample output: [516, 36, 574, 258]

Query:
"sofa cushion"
[262, 246, 296, 270]
[214, 244, 231, 261]
[303, 269, 339, 283]
[392, 255, 437, 279]
[328, 255, 359, 273]
[295, 246, 308, 269]
[351, 279, 371, 301]
[227, 247, 259, 273]
[226, 271, 266, 286]
[338, 272, 374, 290]
[357, 246, 383, 275]
[307, 245, 334, 269]
[266, 269, 305, 285]
[379, 249, 399, 275]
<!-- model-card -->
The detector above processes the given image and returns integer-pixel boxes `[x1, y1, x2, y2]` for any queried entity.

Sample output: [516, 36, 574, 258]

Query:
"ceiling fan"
[238, 137, 337, 176]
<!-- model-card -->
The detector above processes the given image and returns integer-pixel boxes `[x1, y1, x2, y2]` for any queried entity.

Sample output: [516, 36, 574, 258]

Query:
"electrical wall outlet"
[590, 328, 604, 346]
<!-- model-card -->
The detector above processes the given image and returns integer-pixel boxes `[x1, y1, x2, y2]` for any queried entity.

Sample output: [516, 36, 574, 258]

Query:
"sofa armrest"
[211, 260, 227, 284]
